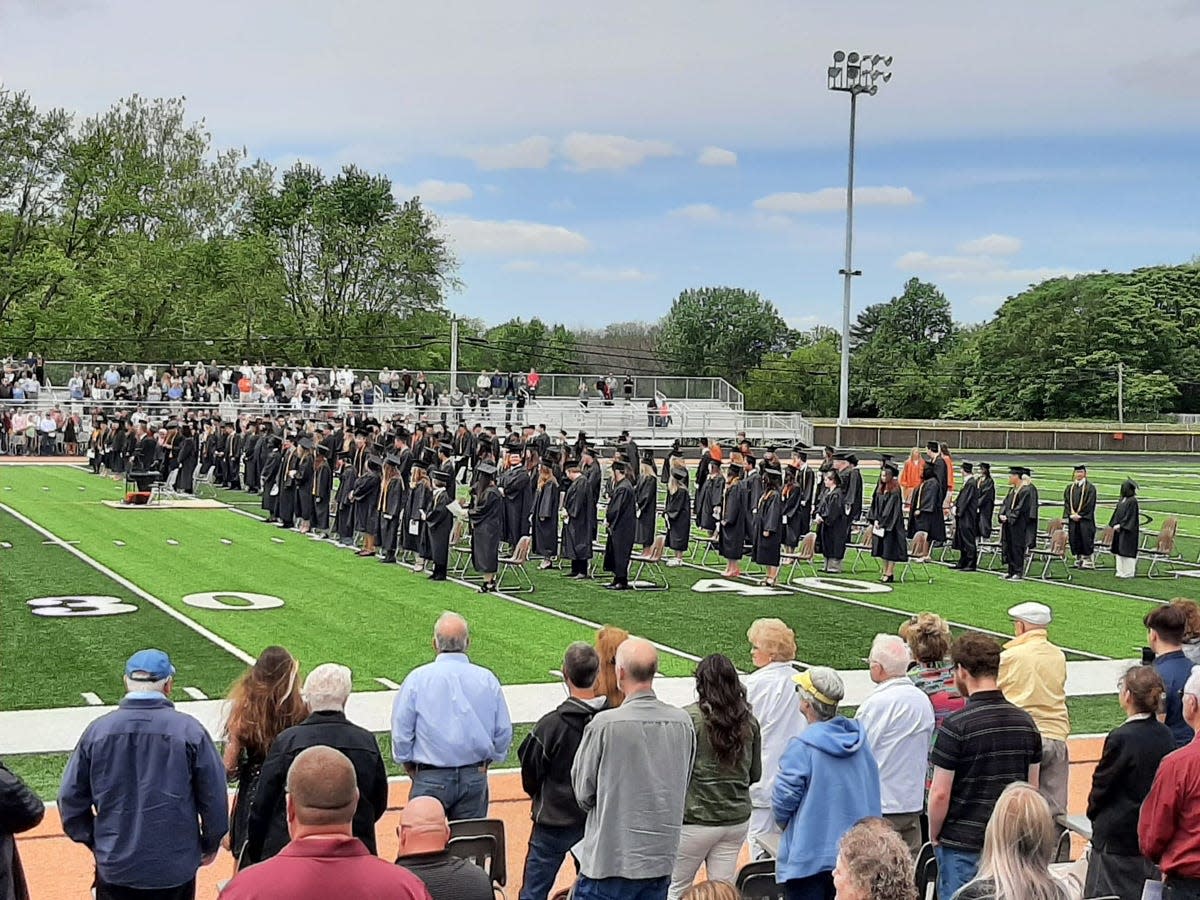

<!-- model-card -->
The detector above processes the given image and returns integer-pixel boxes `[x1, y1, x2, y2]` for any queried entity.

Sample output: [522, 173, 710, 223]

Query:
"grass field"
[4, 457, 1200, 796]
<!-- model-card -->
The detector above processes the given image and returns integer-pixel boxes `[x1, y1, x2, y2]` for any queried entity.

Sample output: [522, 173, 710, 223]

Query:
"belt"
[411, 761, 488, 772]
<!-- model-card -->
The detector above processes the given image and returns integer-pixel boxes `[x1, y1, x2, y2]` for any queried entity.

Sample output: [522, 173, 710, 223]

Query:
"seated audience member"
[855, 634, 934, 854]
[744, 618, 807, 857]
[955, 783, 1067, 900]
[831, 818, 917, 900]
[680, 883, 740, 900]
[244, 663, 388, 864]
[669, 654, 762, 899]
[1, 759, 45, 900]
[1086, 666, 1175, 900]
[222, 747, 431, 900]
[1145, 604, 1196, 747]
[1140, 664, 1200, 892]
[518, 642, 609, 900]
[773, 667, 881, 899]
[394, 796, 494, 900]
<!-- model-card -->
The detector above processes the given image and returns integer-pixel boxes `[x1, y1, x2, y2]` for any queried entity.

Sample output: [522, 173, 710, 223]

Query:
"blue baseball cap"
[125, 649, 175, 681]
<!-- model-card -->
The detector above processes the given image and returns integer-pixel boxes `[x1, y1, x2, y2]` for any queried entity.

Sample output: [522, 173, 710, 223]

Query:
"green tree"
[483, 317, 578, 372]
[657, 287, 789, 384]
[742, 328, 840, 415]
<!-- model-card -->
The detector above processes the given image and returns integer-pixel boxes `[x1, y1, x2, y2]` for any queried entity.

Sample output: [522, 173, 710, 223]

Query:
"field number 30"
[27, 596, 138, 617]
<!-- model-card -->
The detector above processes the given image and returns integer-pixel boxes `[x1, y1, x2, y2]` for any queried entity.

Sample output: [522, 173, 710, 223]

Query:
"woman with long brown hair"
[594, 625, 630, 708]
[221, 646, 307, 866]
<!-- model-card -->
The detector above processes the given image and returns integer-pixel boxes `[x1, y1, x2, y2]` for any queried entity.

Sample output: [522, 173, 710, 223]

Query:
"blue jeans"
[409, 764, 489, 820]
[519, 823, 583, 900]
[936, 846, 980, 900]
[572, 874, 670, 900]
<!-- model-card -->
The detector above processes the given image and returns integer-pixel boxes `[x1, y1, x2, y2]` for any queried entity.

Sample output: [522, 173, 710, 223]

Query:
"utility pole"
[1117, 361, 1124, 425]
[449, 314, 459, 393]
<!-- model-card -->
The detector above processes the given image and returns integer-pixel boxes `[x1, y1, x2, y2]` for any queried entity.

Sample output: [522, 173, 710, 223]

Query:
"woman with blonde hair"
[899, 447, 923, 503]
[680, 882, 739, 900]
[221, 646, 307, 866]
[594, 625, 630, 708]
[955, 783, 1068, 900]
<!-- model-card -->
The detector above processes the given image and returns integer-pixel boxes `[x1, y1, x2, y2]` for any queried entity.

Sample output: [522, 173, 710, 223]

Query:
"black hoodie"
[518, 696, 609, 828]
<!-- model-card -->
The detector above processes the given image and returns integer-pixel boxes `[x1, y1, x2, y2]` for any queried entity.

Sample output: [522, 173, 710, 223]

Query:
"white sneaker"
[666, 558, 681, 567]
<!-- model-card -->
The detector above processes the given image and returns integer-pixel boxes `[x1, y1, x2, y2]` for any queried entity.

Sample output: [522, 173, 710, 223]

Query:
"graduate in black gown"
[260, 436, 282, 520]
[498, 448, 532, 548]
[351, 455, 381, 557]
[928, 441, 948, 499]
[793, 450, 817, 540]
[719, 463, 748, 578]
[376, 455, 403, 564]
[332, 450, 357, 545]
[295, 439, 316, 533]
[1109, 478, 1140, 578]
[634, 455, 658, 548]
[1064, 464, 1098, 568]
[423, 468, 454, 581]
[311, 444, 333, 534]
[532, 458, 561, 568]
[815, 470, 848, 573]
[781, 465, 803, 550]
[602, 459, 637, 590]
[976, 462, 996, 540]
[175, 425, 197, 494]
[695, 458, 723, 534]
[868, 460, 907, 582]
[951, 461, 980, 571]
[998, 465, 1035, 580]
[275, 438, 299, 529]
[469, 461, 503, 592]
[753, 465, 784, 585]
[581, 445, 603, 541]
[663, 464, 691, 565]
[837, 453, 864, 525]
[403, 453, 432, 569]
[560, 456, 594, 578]
[908, 462, 946, 549]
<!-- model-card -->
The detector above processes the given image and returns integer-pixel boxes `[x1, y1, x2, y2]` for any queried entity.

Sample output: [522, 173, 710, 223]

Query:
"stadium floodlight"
[827, 49, 893, 440]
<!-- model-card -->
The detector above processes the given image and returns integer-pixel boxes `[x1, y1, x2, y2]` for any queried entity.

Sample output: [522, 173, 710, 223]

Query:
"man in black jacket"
[518, 643, 608, 900]
[0, 761, 44, 900]
[244, 663, 387, 865]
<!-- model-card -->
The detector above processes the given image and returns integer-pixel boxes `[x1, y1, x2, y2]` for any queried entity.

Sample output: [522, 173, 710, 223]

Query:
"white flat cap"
[1008, 601, 1052, 626]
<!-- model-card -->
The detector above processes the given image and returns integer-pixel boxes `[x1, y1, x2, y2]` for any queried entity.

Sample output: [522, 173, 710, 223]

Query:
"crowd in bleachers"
[7, 599, 1200, 900]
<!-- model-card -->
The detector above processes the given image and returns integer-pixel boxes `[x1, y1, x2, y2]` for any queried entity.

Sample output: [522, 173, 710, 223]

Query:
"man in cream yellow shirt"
[998, 601, 1070, 816]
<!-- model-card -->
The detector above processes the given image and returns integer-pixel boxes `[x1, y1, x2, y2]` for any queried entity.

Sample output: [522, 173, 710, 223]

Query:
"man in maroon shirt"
[221, 746, 430, 900]
[1140, 666, 1200, 896]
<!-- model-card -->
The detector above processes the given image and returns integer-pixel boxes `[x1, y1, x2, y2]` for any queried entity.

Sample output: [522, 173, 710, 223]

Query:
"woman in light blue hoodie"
[772, 667, 882, 900]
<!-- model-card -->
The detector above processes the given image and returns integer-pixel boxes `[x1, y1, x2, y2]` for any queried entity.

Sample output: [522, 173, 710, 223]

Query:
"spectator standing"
[58, 650, 228, 900]
[900, 613, 965, 730]
[669, 655, 762, 899]
[831, 819, 918, 900]
[594, 625, 630, 709]
[997, 602, 1070, 816]
[222, 747, 432, 900]
[394, 797, 494, 900]
[221, 646, 308, 866]
[391, 612, 513, 818]
[955, 783, 1067, 900]
[743, 618, 806, 856]
[518, 643, 609, 900]
[571, 638, 696, 900]
[1140, 664, 1200, 895]
[927, 633, 1043, 900]
[0, 760, 45, 900]
[244, 664, 388, 864]
[1146, 604, 1197, 747]
[772, 667, 881, 900]
[855, 635, 935, 854]
[1085, 666, 1175, 900]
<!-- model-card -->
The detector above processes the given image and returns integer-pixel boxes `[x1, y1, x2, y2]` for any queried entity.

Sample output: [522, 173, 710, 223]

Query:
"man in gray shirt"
[571, 637, 696, 900]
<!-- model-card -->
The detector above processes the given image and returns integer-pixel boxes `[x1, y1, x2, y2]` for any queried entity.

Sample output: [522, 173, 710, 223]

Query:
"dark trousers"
[96, 874, 195, 900]
[1167, 878, 1200, 899]
[573, 874, 669, 900]
[409, 764, 489, 820]
[783, 871, 834, 900]
[1002, 533, 1024, 575]
[519, 823, 583, 900]
[570, 559, 588, 576]
[957, 539, 977, 570]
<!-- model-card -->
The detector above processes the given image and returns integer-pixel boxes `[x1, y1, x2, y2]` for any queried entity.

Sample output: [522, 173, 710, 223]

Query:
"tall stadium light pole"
[828, 51, 892, 442]
[449, 314, 459, 392]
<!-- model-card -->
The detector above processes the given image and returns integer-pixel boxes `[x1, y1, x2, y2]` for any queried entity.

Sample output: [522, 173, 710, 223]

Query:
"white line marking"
[81, 692, 103, 706]
[0, 542, 10, 549]
[113, 540, 125, 546]
[375, 677, 401, 690]
[183, 687, 208, 700]
[220, 539, 232, 545]
[167, 539, 179, 546]
[43, 539, 79, 545]
[271, 537, 285, 544]
[0, 501, 255, 665]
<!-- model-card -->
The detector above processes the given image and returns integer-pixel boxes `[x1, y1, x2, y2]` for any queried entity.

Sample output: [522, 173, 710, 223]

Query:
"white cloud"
[394, 179, 473, 204]
[502, 260, 652, 281]
[669, 203, 722, 222]
[560, 132, 676, 171]
[462, 136, 554, 170]
[753, 186, 919, 214]
[441, 217, 591, 255]
[956, 233, 1023, 256]
[895, 250, 1080, 284]
[697, 146, 737, 167]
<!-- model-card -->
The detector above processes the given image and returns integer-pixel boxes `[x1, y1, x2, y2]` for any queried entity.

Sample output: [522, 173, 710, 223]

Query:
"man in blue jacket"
[58, 649, 228, 900]
[772, 667, 881, 899]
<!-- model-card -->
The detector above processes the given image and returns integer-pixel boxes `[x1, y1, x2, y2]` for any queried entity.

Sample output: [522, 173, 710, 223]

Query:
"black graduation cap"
[354, 427, 370, 437]
[564, 456, 581, 470]
[926, 441, 940, 453]
[438, 442, 453, 455]
[762, 463, 783, 478]
[394, 426, 410, 440]
[1073, 464, 1088, 472]
[544, 447, 561, 465]
[764, 445, 778, 455]
[881, 460, 900, 477]
[366, 455, 383, 470]
[298, 436, 314, 450]
[412, 449, 433, 469]
[431, 468, 451, 484]
[1009, 465, 1030, 477]
[642, 449, 655, 463]
[382, 452, 401, 467]
[961, 461, 974, 474]
[611, 460, 629, 474]
[670, 465, 689, 483]
[979, 461, 991, 472]
[795, 450, 808, 462]
[336, 449, 352, 460]
[316, 443, 331, 456]
[792, 440, 809, 451]
[268, 435, 282, 448]
[477, 461, 498, 477]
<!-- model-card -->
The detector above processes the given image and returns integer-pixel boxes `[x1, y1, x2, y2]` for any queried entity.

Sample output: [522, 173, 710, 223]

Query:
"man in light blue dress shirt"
[391, 611, 514, 818]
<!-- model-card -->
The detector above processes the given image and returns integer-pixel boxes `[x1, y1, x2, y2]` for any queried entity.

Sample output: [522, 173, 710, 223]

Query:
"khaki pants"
[884, 812, 923, 856]
[1039, 737, 1070, 817]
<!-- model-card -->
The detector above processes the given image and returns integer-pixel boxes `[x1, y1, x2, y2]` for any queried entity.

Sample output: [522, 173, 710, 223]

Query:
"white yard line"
[182, 687, 209, 701]
[80, 693, 103, 706]
[0, 501, 255, 666]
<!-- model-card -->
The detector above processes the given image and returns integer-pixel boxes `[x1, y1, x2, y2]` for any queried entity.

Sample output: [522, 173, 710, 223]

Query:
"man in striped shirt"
[927, 632, 1043, 900]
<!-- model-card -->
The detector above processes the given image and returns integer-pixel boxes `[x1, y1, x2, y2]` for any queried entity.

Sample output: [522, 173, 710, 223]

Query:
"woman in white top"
[742, 617, 806, 857]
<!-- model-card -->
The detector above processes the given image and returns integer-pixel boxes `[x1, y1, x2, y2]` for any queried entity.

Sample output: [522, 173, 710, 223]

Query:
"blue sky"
[3, 0, 1198, 330]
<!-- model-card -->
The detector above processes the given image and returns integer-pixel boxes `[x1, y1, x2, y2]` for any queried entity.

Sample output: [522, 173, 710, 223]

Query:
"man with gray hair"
[59, 650, 228, 900]
[392, 612, 513, 819]
[854, 634, 935, 853]
[571, 637, 695, 900]
[245, 663, 388, 864]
